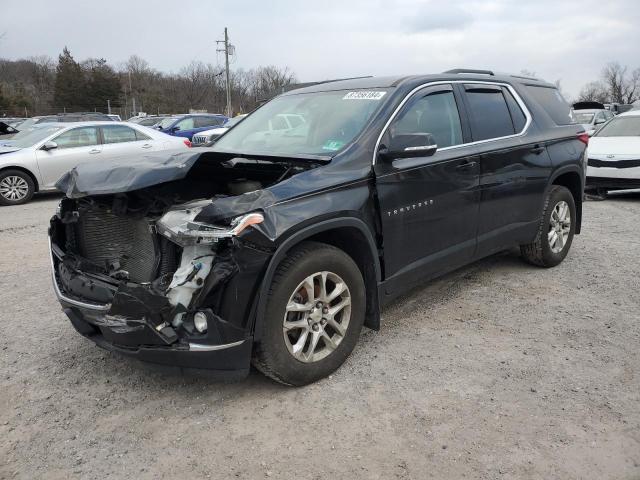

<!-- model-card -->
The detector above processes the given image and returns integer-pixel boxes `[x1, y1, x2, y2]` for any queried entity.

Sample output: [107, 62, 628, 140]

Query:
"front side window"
[11, 125, 65, 148]
[214, 89, 389, 156]
[392, 90, 463, 148]
[465, 87, 516, 141]
[175, 117, 195, 131]
[102, 125, 140, 144]
[595, 116, 640, 137]
[53, 127, 99, 149]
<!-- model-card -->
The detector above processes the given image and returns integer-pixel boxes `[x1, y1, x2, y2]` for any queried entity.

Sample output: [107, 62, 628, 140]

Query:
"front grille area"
[75, 208, 159, 283]
[192, 135, 208, 145]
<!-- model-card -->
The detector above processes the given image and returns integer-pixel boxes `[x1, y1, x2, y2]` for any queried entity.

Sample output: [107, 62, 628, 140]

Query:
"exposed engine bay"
[50, 153, 320, 347]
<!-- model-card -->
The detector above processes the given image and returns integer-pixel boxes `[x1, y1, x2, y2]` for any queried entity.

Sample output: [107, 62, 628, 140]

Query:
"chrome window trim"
[372, 80, 533, 166]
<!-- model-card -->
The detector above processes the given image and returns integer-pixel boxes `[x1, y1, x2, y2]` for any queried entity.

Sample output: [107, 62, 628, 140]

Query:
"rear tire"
[252, 241, 365, 386]
[0, 169, 35, 206]
[520, 185, 576, 268]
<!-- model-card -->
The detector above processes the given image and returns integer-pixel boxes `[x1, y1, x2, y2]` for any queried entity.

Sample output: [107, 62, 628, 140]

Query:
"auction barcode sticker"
[343, 91, 387, 100]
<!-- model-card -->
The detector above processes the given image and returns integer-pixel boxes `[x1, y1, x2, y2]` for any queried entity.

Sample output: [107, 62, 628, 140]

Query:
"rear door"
[374, 84, 481, 287]
[99, 124, 159, 160]
[459, 83, 552, 255]
[35, 126, 101, 188]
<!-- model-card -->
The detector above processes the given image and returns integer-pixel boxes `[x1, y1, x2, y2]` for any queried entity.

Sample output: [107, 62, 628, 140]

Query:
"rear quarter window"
[525, 85, 574, 125]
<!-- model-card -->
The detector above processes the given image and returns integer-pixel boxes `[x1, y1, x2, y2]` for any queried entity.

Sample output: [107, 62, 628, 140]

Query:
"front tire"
[520, 185, 576, 267]
[253, 241, 365, 386]
[0, 169, 35, 206]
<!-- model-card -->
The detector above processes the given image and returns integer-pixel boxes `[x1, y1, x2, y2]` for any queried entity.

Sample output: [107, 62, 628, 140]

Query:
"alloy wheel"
[548, 200, 571, 254]
[282, 271, 351, 363]
[0, 176, 29, 202]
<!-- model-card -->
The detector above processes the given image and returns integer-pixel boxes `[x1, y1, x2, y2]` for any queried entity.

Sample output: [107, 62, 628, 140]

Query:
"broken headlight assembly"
[156, 202, 264, 246]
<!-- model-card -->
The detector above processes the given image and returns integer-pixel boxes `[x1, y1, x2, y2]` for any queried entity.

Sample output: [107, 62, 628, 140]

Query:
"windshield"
[214, 89, 390, 156]
[159, 117, 179, 129]
[595, 116, 640, 137]
[9, 125, 65, 148]
[573, 112, 595, 124]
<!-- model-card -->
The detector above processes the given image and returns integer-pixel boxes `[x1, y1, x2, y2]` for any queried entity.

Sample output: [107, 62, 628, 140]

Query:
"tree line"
[577, 62, 640, 105]
[0, 47, 297, 118]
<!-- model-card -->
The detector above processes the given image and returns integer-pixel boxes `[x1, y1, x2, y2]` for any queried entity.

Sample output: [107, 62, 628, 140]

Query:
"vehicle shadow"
[61, 248, 528, 395]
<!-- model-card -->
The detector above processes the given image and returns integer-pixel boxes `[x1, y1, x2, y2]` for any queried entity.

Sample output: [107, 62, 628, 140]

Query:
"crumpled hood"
[56, 151, 202, 198]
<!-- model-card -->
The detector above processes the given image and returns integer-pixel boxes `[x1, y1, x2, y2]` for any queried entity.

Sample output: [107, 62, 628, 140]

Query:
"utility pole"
[217, 27, 233, 116]
[107, 99, 111, 114]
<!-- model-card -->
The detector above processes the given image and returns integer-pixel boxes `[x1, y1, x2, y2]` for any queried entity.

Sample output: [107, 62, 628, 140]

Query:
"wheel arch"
[0, 165, 40, 192]
[252, 217, 382, 340]
[549, 167, 583, 234]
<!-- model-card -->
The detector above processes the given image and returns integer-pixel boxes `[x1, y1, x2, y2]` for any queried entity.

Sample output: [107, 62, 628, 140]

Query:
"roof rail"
[509, 74, 540, 81]
[444, 68, 494, 76]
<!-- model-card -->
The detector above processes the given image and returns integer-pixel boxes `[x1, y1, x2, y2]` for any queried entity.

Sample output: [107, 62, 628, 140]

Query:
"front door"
[35, 126, 102, 188]
[374, 84, 480, 291]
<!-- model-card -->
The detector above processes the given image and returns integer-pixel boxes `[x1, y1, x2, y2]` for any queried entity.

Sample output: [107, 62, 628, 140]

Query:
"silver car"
[0, 122, 191, 205]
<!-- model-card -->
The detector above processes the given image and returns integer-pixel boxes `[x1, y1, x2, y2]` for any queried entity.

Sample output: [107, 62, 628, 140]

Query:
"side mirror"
[171, 126, 180, 132]
[41, 141, 58, 151]
[381, 133, 437, 160]
[594, 118, 606, 125]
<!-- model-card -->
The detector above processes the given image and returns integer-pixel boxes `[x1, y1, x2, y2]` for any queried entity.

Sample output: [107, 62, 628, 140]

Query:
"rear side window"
[502, 88, 527, 132]
[525, 85, 574, 125]
[102, 125, 148, 144]
[464, 86, 515, 141]
[194, 116, 223, 128]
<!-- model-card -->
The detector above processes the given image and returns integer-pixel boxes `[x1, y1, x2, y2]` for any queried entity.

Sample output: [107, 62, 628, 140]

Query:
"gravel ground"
[1, 192, 639, 480]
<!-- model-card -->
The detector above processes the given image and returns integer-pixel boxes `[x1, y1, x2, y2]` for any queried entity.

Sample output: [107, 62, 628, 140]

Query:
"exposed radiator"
[75, 208, 161, 283]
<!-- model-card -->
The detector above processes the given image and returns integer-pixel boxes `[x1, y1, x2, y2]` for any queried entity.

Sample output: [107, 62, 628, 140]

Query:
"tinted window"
[53, 127, 99, 149]
[102, 125, 140, 144]
[465, 87, 515, 141]
[503, 88, 527, 132]
[525, 85, 574, 125]
[195, 116, 223, 128]
[393, 90, 463, 148]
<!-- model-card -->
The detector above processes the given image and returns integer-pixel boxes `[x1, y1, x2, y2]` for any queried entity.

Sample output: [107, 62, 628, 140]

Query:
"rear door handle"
[141, 144, 153, 149]
[456, 159, 477, 170]
[89, 149, 100, 154]
[530, 145, 545, 154]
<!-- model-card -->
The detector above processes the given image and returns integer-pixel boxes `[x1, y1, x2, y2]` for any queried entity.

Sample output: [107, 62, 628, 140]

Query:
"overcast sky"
[1, 0, 639, 99]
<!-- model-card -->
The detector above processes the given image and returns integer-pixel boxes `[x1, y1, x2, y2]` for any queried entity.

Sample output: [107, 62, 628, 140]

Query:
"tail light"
[183, 139, 192, 148]
[577, 133, 589, 146]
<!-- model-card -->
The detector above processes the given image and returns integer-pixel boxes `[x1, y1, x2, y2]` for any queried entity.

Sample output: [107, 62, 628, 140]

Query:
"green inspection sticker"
[322, 140, 345, 151]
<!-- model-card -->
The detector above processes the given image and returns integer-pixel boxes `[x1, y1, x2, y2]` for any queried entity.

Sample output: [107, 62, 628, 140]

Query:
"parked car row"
[0, 121, 191, 205]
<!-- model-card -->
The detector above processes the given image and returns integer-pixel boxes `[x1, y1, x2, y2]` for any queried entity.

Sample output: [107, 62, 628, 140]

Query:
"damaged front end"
[49, 151, 321, 375]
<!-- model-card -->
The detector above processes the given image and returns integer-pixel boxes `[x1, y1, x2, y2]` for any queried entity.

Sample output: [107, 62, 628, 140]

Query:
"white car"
[0, 122, 191, 205]
[586, 109, 640, 197]
[191, 114, 248, 146]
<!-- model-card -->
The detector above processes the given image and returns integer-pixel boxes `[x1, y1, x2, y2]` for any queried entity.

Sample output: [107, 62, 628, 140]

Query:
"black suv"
[50, 69, 587, 385]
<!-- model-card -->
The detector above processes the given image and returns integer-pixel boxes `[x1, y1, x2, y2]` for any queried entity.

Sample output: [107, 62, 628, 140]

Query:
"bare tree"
[601, 62, 640, 104]
[578, 81, 609, 103]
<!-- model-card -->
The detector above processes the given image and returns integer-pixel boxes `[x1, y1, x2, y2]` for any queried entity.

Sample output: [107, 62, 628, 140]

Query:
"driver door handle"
[141, 143, 153, 149]
[530, 145, 545, 154]
[456, 159, 477, 170]
[88, 148, 101, 154]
